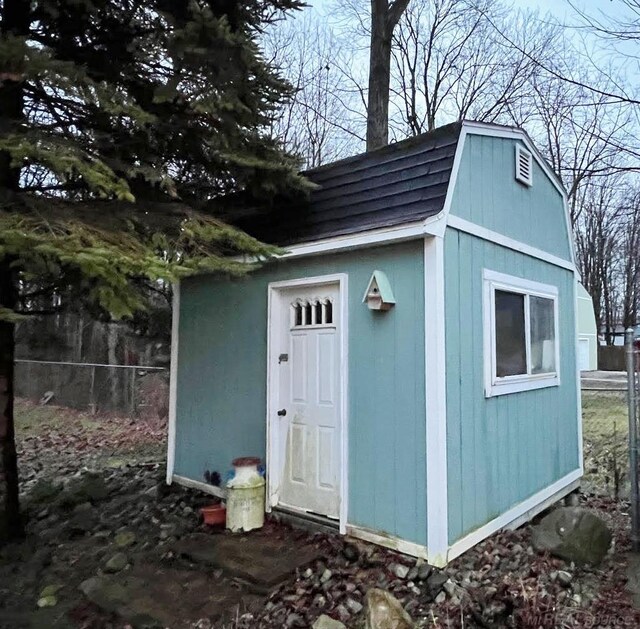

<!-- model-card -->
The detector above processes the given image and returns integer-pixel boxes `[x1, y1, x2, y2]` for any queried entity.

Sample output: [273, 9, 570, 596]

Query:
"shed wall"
[174, 241, 427, 545]
[444, 228, 580, 544]
[449, 134, 573, 262]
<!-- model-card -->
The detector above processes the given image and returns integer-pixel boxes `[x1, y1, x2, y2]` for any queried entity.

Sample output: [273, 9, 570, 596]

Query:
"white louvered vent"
[515, 145, 533, 187]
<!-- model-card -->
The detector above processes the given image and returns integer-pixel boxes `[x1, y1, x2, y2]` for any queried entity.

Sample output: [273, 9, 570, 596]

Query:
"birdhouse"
[363, 270, 396, 311]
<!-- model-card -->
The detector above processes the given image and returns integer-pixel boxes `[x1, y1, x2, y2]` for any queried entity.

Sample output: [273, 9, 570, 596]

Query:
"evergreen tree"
[0, 0, 307, 539]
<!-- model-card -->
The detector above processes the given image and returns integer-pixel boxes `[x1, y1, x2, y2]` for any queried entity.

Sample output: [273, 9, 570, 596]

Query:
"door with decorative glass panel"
[274, 283, 341, 520]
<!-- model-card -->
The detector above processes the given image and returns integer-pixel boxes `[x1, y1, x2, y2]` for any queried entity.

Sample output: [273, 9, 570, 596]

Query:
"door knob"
[277, 409, 287, 417]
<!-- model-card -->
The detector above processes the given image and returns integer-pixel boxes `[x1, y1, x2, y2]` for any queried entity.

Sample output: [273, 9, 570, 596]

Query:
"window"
[484, 270, 559, 397]
[291, 298, 334, 327]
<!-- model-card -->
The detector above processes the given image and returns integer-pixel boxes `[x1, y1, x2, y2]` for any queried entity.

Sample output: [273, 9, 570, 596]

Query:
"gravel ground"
[1, 400, 640, 628]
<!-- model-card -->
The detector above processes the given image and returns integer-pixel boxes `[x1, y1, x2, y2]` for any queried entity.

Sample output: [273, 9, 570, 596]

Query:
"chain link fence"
[582, 389, 629, 499]
[582, 334, 639, 504]
[14, 359, 168, 418]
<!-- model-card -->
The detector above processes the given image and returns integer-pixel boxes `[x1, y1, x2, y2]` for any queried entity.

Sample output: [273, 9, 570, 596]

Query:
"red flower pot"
[200, 504, 226, 526]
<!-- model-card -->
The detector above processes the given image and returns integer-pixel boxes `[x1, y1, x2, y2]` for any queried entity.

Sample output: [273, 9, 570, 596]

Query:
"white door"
[578, 338, 590, 371]
[272, 283, 341, 519]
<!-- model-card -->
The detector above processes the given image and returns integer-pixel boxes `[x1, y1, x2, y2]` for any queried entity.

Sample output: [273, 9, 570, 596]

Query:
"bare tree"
[264, 12, 364, 167]
[528, 70, 632, 225]
[575, 181, 625, 343]
[388, 1, 555, 135]
[619, 190, 640, 328]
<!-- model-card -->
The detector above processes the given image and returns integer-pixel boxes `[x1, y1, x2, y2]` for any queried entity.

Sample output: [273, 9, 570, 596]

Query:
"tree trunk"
[366, 0, 410, 151]
[367, 0, 392, 151]
[0, 262, 22, 541]
[0, 0, 29, 541]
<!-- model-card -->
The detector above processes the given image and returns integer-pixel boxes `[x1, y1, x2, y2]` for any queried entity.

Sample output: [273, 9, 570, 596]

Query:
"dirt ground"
[1, 396, 640, 628]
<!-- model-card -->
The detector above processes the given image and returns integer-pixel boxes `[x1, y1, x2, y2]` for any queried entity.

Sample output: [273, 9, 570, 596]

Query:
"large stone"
[313, 614, 347, 629]
[531, 507, 612, 566]
[79, 576, 131, 614]
[365, 588, 414, 629]
[28, 478, 63, 504]
[115, 530, 136, 548]
[60, 473, 109, 508]
[79, 575, 160, 627]
[104, 552, 129, 573]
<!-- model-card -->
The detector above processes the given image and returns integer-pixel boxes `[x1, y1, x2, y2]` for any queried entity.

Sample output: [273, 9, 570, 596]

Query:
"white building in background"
[577, 283, 598, 371]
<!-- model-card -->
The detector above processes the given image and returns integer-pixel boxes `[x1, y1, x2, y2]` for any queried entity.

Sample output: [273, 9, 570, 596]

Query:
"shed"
[167, 121, 582, 566]
[576, 283, 597, 371]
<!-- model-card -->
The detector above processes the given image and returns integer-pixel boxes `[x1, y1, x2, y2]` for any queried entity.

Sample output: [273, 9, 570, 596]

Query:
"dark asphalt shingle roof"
[232, 122, 462, 246]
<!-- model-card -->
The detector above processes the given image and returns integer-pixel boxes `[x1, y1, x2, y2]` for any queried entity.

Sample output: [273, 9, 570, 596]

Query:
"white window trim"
[483, 269, 560, 397]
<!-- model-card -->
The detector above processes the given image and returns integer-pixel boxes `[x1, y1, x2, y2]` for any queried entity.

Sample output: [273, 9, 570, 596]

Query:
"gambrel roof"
[231, 122, 462, 246]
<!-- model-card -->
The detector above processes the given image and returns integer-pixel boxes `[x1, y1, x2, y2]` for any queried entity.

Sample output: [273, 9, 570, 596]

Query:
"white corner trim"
[346, 524, 428, 560]
[440, 127, 468, 219]
[266, 273, 349, 535]
[446, 468, 582, 563]
[574, 274, 585, 474]
[448, 215, 575, 272]
[166, 281, 180, 485]
[173, 474, 226, 499]
[424, 236, 449, 564]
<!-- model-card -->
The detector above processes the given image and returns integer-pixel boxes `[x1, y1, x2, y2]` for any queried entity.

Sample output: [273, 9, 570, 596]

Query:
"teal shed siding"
[444, 228, 580, 544]
[450, 134, 573, 262]
[174, 241, 427, 546]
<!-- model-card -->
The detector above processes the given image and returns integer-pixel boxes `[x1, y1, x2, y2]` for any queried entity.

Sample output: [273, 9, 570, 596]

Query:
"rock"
[417, 562, 432, 581]
[39, 584, 62, 599]
[286, 612, 305, 627]
[531, 507, 612, 566]
[390, 563, 410, 579]
[443, 579, 458, 597]
[365, 588, 414, 629]
[60, 473, 109, 507]
[342, 543, 360, 562]
[434, 591, 446, 604]
[114, 530, 136, 547]
[565, 492, 580, 507]
[426, 571, 448, 597]
[556, 570, 573, 587]
[143, 484, 160, 500]
[312, 615, 346, 629]
[67, 508, 98, 534]
[406, 566, 418, 581]
[346, 597, 363, 614]
[79, 576, 160, 627]
[104, 552, 129, 573]
[79, 576, 130, 614]
[320, 568, 333, 583]
[29, 478, 63, 504]
[37, 595, 57, 608]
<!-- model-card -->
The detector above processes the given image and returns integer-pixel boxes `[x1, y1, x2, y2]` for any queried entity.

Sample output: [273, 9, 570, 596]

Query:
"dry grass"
[582, 391, 629, 496]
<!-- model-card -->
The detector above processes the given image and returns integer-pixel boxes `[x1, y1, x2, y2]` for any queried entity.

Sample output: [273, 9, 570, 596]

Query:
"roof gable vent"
[515, 144, 533, 186]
